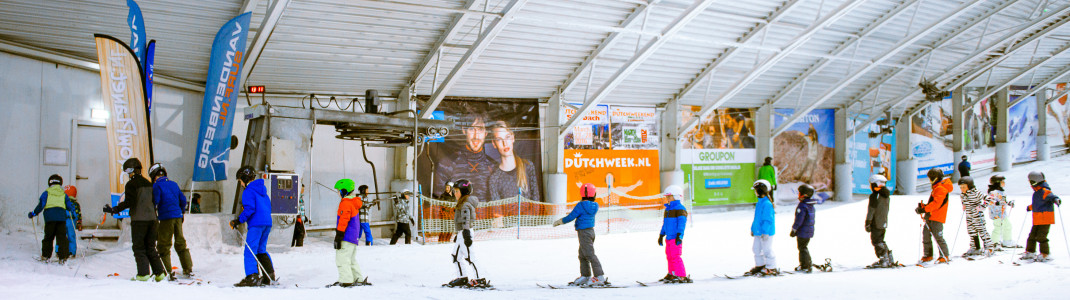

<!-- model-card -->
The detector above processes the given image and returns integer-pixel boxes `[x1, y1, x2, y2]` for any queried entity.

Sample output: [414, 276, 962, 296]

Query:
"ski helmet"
[148, 163, 166, 179]
[455, 179, 473, 196]
[122, 158, 142, 174]
[63, 185, 77, 198]
[663, 185, 684, 200]
[1028, 171, 1045, 186]
[236, 166, 257, 184]
[926, 168, 944, 183]
[446, 181, 455, 187]
[580, 183, 597, 199]
[798, 184, 815, 198]
[869, 174, 888, 184]
[335, 179, 355, 196]
[989, 174, 1006, 185]
[47, 174, 62, 186]
[958, 176, 975, 189]
[752, 179, 771, 195]
[961, 155, 968, 161]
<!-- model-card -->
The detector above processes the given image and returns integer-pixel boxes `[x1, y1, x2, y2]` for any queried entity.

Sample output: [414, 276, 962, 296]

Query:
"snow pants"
[664, 239, 686, 277]
[966, 211, 993, 250]
[42, 221, 69, 260]
[54, 217, 77, 257]
[244, 225, 272, 276]
[335, 241, 363, 283]
[130, 221, 165, 276]
[752, 234, 777, 269]
[1026, 224, 1051, 255]
[577, 228, 604, 277]
[922, 220, 949, 258]
[452, 229, 479, 278]
[390, 222, 411, 245]
[797, 237, 811, 268]
[356, 222, 373, 244]
[870, 228, 890, 259]
[990, 218, 1014, 246]
[157, 218, 193, 274]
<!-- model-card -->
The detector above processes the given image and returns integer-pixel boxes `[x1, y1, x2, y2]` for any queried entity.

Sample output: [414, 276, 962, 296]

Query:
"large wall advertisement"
[963, 94, 996, 170]
[681, 106, 757, 206]
[1009, 90, 1039, 163]
[610, 106, 659, 150]
[564, 105, 661, 206]
[1048, 83, 1070, 149]
[772, 109, 835, 202]
[563, 104, 611, 150]
[911, 96, 955, 179]
[848, 115, 896, 194]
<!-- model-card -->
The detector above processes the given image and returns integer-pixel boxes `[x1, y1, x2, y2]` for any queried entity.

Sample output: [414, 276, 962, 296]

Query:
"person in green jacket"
[758, 157, 778, 191]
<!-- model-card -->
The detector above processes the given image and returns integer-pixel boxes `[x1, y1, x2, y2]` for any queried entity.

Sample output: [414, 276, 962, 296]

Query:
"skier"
[59, 185, 81, 258]
[148, 164, 194, 280]
[958, 176, 995, 257]
[658, 185, 689, 283]
[758, 157, 777, 191]
[985, 175, 1016, 249]
[1022, 171, 1062, 262]
[102, 159, 167, 281]
[28, 174, 77, 263]
[328, 179, 368, 287]
[445, 179, 488, 288]
[958, 155, 971, 178]
[356, 185, 375, 246]
[791, 184, 817, 273]
[390, 190, 415, 245]
[553, 183, 607, 286]
[190, 193, 202, 214]
[865, 175, 896, 268]
[229, 166, 277, 287]
[746, 179, 778, 276]
[915, 168, 952, 264]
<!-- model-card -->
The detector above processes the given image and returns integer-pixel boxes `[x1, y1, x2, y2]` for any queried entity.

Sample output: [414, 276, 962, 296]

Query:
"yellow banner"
[94, 35, 152, 201]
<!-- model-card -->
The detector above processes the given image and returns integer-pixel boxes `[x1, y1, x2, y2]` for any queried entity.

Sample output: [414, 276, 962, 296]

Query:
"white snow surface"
[6, 158, 1070, 299]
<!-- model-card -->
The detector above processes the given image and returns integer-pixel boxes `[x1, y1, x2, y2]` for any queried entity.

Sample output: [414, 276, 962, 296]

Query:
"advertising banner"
[144, 40, 155, 112]
[963, 94, 996, 170]
[126, 0, 147, 65]
[563, 149, 660, 206]
[681, 149, 757, 206]
[911, 96, 955, 179]
[772, 109, 835, 201]
[610, 106, 658, 150]
[848, 115, 896, 194]
[417, 98, 543, 202]
[1009, 94, 1039, 163]
[563, 104, 610, 149]
[682, 106, 756, 149]
[192, 12, 251, 181]
[93, 34, 152, 213]
[1048, 83, 1070, 148]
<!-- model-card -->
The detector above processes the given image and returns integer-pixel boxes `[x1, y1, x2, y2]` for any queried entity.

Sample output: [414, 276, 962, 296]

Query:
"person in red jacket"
[1023, 171, 1062, 262]
[329, 179, 368, 287]
[915, 168, 952, 264]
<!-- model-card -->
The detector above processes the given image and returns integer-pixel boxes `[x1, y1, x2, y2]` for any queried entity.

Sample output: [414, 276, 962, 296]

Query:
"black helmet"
[455, 179, 472, 196]
[926, 168, 944, 182]
[47, 174, 62, 186]
[989, 174, 1006, 185]
[236, 166, 257, 184]
[961, 155, 968, 161]
[148, 163, 166, 179]
[798, 184, 815, 198]
[958, 176, 975, 189]
[1028, 171, 1045, 186]
[358, 185, 369, 193]
[123, 158, 142, 174]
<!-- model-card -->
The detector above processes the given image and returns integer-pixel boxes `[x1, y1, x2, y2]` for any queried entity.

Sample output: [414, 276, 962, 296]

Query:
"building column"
[951, 86, 966, 182]
[834, 108, 852, 202]
[659, 98, 683, 191]
[755, 104, 774, 174]
[392, 85, 416, 193]
[1038, 88, 1051, 161]
[994, 88, 1012, 171]
[544, 94, 567, 204]
[895, 114, 916, 194]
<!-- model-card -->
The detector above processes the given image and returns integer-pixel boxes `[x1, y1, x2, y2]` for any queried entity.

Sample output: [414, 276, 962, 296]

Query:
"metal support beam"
[967, 41, 1070, 108]
[1009, 63, 1070, 107]
[409, 0, 480, 85]
[555, 1, 661, 98]
[239, 0, 292, 88]
[239, 0, 261, 13]
[558, 0, 717, 137]
[773, 0, 988, 137]
[421, 0, 529, 118]
[677, 0, 865, 134]
[1047, 83, 1070, 105]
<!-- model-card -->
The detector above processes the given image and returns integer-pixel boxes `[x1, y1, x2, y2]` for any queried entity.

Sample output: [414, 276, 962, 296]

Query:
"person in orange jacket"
[914, 168, 952, 264]
[1022, 171, 1062, 262]
[328, 179, 369, 287]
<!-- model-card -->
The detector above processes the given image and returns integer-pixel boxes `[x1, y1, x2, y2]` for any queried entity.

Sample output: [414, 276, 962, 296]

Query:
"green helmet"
[335, 179, 356, 196]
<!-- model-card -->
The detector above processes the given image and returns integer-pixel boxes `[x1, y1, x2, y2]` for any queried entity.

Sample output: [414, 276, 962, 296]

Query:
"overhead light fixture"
[91, 109, 109, 120]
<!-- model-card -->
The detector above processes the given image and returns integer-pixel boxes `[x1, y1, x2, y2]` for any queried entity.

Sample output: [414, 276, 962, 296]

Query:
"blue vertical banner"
[144, 40, 155, 113]
[192, 12, 252, 182]
[126, 0, 147, 64]
[849, 115, 896, 194]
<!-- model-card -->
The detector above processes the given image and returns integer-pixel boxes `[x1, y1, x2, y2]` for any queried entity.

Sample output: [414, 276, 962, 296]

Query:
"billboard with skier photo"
[563, 149, 661, 206]
[680, 106, 757, 206]
[417, 98, 544, 203]
[772, 109, 835, 202]
[1009, 92, 1039, 163]
[1046, 83, 1070, 149]
[963, 93, 996, 170]
[563, 104, 611, 150]
[848, 115, 896, 195]
[911, 95, 955, 180]
[610, 106, 659, 150]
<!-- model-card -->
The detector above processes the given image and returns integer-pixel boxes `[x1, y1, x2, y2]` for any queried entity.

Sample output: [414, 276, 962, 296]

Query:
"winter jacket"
[958, 160, 971, 177]
[394, 196, 412, 223]
[152, 176, 187, 220]
[454, 195, 479, 230]
[562, 199, 599, 231]
[32, 185, 76, 222]
[961, 188, 988, 219]
[660, 200, 687, 239]
[758, 165, 778, 188]
[358, 198, 371, 223]
[336, 195, 363, 244]
[751, 196, 775, 236]
[114, 175, 157, 221]
[792, 197, 816, 238]
[866, 185, 890, 229]
[986, 188, 1011, 220]
[1029, 182, 1060, 226]
[238, 178, 273, 226]
[923, 178, 953, 223]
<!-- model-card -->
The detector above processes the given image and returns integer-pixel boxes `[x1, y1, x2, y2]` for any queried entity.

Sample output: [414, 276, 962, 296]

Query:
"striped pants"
[966, 211, 993, 250]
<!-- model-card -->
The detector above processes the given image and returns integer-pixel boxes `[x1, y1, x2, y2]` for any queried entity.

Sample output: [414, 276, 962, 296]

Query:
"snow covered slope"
[5, 157, 1070, 299]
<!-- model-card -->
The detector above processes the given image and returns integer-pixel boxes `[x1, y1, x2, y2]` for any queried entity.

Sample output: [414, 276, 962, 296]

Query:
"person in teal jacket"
[747, 179, 777, 276]
[554, 183, 606, 287]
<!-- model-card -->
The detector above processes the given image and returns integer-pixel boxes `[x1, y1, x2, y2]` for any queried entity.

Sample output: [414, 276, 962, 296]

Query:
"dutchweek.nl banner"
[192, 12, 251, 181]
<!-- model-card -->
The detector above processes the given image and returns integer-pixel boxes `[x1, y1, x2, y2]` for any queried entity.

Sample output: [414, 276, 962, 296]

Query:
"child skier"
[958, 176, 994, 257]
[446, 179, 488, 288]
[1023, 171, 1061, 262]
[60, 185, 81, 258]
[865, 175, 896, 268]
[229, 166, 277, 287]
[29, 174, 77, 263]
[791, 184, 817, 273]
[357, 185, 374, 245]
[329, 179, 368, 287]
[554, 183, 607, 286]
[658, 185, 689, 283]
[915, 168, 951, 264]
[103, 159, 167, 281]
[149, 164, 194, 280]
[985, 175, 1016, 249]
[747, 179, 777, 276]
[390, 190, 415, 245]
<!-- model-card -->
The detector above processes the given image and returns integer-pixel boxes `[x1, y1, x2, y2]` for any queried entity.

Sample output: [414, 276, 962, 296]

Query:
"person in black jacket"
[103, 158, 167, 282]
[865, 175, 896, 268]
[958, 155, 971, 178]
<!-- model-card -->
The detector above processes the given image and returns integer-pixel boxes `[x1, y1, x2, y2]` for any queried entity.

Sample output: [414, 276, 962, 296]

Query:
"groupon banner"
[192, 12, 251, 182]
[1009, 93, 1039, 163]
[848, 115, 896, 194]
[1048, 83, 1070, 148]
[681, 149, 757, 206]
[772, 109, 835, 201]
[563, 149, 660, 206]
[563, 104, 610, 149]
[94, 34, 153, 211]
[911, 95, 955, 179]
[963, 95, 996, 170]
[610, 106, 658, 150]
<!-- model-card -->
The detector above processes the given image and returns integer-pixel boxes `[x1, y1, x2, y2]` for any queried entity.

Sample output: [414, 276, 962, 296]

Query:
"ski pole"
[74, 213, 106, 277]
[235, 230, 271, 283]
[949, 208, 966, 256]
[30, 216, 39, 245]
[1058, 205, 1069, 260]
[1004, 201, 1031, 263]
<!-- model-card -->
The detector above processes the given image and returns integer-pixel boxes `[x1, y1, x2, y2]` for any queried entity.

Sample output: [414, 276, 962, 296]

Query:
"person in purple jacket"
[790, 184, 817, 273]
[658, 185, 690, 283]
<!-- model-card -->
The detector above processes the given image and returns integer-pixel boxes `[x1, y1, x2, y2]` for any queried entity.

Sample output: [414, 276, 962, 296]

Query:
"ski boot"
[744, 265, 765, 276]
[181, 270, 195, 279]
[34, 256, 49, 263]
[569, 276, 590, 286]
[352, 277, 372, 286]
[325, 282, 350, 288]
[918, 256, 933, 265]
[814, 258, 833, 272]
[234, 274, 262, 287]
[445, 277, 469, 288]
[936, 257, 950, 264]
[131, 275, 152, 282]
[153, 273, 167, 282]
[1034, 253, 1052, 263]
[585, 275, 608, 287]
[962, 248, 981, 257]
[668, 275, 692, 283]
[469, 278, 491, 288]
[658, 273, 674, 283]
[794, 265, 813, 273]
[1019, 252, 1037, 260]
[759, 268, 780, 277]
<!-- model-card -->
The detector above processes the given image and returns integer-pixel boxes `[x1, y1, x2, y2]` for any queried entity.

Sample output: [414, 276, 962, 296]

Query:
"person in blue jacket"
[553, 183, 607, 287]
[29, 174, 77, 263]
[229, 166, 276, 287]
[790, 184, 817, 273]
[747, 179, 777, 276]
[658, 185, 690, 283]
[149, 164, 193, 280]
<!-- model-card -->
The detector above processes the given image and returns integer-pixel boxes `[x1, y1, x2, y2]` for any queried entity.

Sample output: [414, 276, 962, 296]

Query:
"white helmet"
[752, 179, 771, 192]
[869, 174, 888, 184]
[663, 185, 684, 200]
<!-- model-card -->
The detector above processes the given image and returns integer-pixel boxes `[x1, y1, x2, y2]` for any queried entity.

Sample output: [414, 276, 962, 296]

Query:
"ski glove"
[229, 219, 240, 230]
[462, 229, 473, 247]
[27, 212, 34, 219]
[334, 230, 344, 250]
[1027, 205, 1032, 212]
[552, 219, 564, 227]
[658, 234, 665, 246]
[914, 203, 926, 214]
[102, 205, 113, 214]
[1055, 198, 1063, 206]
[789, 230, 797, 238]
[676, 234, 682, 245]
